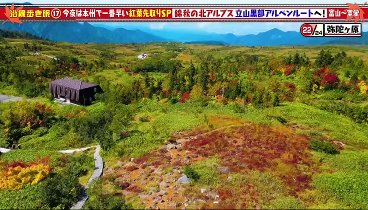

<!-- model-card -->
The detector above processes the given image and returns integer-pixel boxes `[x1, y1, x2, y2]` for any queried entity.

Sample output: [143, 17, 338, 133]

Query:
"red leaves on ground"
[125, 165, 139, 171]
[114, 122, 318, 208]
[125, 185, 142, 193]
[217, 188, 233, 200]
[183, 124, 315, 192]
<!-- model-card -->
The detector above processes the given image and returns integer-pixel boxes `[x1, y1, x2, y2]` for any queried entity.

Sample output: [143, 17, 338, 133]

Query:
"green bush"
[0, 149, 59, 163]
[307, 100, 368, 124]
[313, 172, 368, 209]
[20, 80, 46, 97]
[319, 90, 345, 100]
[41, 170, 83, 209]
[325, 151, 368, 172]
[266, 196, 305, 209]
[67, 153, 94, 177]
[268, 116, 287, 124]
[271, 93, 280, 107]
[184, 158, 220, 186]
[66, 104, 134, 150]
[169, 96, 179, 104]
[138, 115, 150, 122]
[184, 166, 200, 182]
[39, 152, 94, 209]
[85, 180, 131, 210]
[309, 139, 339, 154]
[32, 127, 49, 137]
[231, 103, 246, 113]
[0, 183, 47, 209]
[1, 101, 56, 146]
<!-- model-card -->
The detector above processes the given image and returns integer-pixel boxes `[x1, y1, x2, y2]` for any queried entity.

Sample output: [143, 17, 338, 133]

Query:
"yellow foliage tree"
[358, 81, 368, 94]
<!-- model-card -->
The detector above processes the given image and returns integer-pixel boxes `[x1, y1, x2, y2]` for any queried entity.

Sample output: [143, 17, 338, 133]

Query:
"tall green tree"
[315, 49, 334, 67]
[199, 62, 209, 95]
[188, 61, 196, 91]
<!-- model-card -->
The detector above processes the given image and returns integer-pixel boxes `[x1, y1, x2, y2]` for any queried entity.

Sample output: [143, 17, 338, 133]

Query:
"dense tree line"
[0, 29, 43, 40]
[125, 49, 366, 109]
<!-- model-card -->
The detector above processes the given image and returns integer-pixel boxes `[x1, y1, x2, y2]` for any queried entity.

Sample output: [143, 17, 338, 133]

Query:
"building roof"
[51, 77, 98, 90]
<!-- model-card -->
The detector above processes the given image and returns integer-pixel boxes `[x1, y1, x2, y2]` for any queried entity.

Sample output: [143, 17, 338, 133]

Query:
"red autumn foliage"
[172, 160, 183, 167]
[161, 90, 170, 98]
[119, 182, 130, 190]
[285, 82, 296, 91]
[180, 92, 190, 103]
[183, 124, 315, 192]
[18, 102, 54, 129]
[217, 188, 233, 200]
[123, 67, 131, 72]
[3, 157, 51, 171]
[133, 156, 149, 165]
[126, 185, 142, 193]
[151, 160, 163, 167]
[209, 72, 216, 81]
[321, 74, 338, 87]
[282, 64, 295, 76]
[33, 157, 50, 165]
[314, 67, 339, 88]
[281, 82, 297, 101]
[125, 165, 139, 172]
[215, 183, 260, 209]
[158, 148, 168, 153]
[4, 161, 28, 170]
[112, 120, 319, 208]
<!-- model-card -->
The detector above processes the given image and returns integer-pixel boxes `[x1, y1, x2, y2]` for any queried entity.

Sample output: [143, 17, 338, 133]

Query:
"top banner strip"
[0, 3, 367, 23]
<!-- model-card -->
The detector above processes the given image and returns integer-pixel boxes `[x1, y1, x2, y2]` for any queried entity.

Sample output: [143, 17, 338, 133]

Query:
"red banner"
[0, 4, 367, 22]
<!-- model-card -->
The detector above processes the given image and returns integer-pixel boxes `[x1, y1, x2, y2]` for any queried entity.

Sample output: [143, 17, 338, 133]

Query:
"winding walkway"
[0, 94, 22, 103]
[59, 145, 103, 210]
[0, 147, 11, 153]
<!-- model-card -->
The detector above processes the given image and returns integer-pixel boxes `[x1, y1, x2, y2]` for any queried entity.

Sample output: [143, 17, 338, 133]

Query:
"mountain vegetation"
[0, 33, 367, 209]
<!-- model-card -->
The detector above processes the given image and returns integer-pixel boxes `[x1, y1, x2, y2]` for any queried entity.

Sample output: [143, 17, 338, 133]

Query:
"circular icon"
[300, 23, 314, 37]
[51, 8, 61, 19]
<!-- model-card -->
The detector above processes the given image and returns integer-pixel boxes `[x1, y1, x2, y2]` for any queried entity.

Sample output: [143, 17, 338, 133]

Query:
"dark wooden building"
[50, 77, 103, 105]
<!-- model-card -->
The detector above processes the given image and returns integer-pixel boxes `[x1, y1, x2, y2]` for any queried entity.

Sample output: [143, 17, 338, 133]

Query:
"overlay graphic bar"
[300, 22, 362, 37]
[0, 4, 367, 22]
